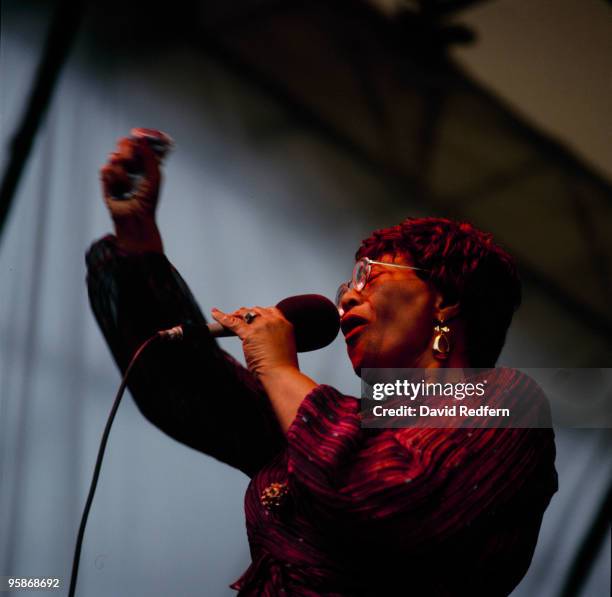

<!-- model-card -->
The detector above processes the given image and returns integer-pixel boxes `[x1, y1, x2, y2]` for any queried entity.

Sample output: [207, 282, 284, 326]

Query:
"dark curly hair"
[356, 217, 521, 367]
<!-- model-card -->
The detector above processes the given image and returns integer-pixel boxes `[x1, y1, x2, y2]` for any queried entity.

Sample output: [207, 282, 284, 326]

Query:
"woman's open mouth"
[341, 315, 368, 343]
[345, 324, 367, 343]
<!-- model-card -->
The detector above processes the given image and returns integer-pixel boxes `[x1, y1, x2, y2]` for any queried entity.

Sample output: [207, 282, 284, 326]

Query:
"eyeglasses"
[335, 257, 429, 315]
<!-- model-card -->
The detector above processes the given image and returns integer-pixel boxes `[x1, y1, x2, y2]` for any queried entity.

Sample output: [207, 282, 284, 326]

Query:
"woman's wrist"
[258, 365, 318, 433]
[113, 217, 164, 254]
[258, 364, 301, 386]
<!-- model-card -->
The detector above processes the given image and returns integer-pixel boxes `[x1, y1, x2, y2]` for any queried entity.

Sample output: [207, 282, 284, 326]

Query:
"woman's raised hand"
[99, 135, 163, 254]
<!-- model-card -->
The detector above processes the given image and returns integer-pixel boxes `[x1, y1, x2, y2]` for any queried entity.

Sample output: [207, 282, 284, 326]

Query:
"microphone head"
[276, 294, 340, 352]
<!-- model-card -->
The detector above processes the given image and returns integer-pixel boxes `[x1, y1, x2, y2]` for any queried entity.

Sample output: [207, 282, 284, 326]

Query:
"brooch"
[260, 482, 289, 510]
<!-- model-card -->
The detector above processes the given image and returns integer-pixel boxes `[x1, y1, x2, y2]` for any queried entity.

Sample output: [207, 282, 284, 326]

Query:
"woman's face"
[339, 253, 439, 374]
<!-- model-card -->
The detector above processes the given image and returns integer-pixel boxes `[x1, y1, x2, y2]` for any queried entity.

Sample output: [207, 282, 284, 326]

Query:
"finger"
[101, 139, 159, 205]
[211, 308, 248, 338]
[259, 306, 290, 325]
[103, 147, 139, 182]
[243, 306, 270, 315]
[108, 138, 157, 180]
[104, 139, 140, 174]
[270, 306, 290, 321]
[250, 307, 274, 324]
[100, 163, 131, 200]
[134, 137, 160, 183]
[115, 137, 138, 158]
[129, 139, 160, 206]
[100, 162, 130, 184]
[232, 306, 264, 320]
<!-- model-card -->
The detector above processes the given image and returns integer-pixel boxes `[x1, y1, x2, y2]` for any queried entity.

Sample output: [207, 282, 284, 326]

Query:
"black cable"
[67, 332, 162, 597]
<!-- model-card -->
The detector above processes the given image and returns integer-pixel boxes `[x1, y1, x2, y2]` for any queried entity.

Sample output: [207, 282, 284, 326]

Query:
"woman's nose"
[339, 286, 362, 316]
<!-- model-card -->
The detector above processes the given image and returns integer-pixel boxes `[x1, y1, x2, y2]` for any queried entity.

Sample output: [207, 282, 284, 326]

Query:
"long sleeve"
[285, 373, 558, 594]
[86, 235, 285, 477]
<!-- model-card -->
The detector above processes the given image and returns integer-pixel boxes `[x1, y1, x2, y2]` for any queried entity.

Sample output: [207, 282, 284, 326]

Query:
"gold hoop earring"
[433, 321, 451, 360]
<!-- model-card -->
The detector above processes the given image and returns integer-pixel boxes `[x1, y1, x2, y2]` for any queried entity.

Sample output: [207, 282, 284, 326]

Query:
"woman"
[87, 135, 558, 595]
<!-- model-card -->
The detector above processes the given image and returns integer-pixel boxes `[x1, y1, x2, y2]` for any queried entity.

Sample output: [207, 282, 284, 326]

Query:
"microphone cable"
[67, 328, 179, 597]
[67, 303, 336, 594]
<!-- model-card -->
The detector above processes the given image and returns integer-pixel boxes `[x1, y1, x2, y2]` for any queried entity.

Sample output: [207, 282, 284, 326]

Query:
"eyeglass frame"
[335, 257, 430, 315]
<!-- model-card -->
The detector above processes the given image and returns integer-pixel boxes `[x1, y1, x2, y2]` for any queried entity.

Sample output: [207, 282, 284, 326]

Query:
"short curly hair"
[356, 217, 521, 367]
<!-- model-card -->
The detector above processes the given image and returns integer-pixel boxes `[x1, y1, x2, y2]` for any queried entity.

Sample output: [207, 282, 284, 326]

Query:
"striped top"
[86, 236, 558, 596]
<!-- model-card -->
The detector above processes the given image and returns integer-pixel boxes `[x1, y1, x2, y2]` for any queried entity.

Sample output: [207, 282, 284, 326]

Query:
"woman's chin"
[346, 332, 387, 374]
[347, 345, 363, 375]
[348, 346, 376, 377]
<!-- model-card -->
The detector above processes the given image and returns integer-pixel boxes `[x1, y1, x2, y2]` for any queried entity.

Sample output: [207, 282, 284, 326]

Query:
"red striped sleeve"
[286, 374, 557, 553]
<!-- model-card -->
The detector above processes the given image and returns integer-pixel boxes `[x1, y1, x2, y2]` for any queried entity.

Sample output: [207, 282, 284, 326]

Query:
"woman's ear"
[433, 292, 461, 323]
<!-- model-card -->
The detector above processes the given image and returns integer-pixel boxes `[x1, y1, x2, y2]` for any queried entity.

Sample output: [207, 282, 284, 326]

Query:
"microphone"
[160, 294, 340, 352]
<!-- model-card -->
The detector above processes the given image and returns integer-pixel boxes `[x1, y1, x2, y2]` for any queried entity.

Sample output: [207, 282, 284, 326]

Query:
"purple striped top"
[86, 236, 557, 596]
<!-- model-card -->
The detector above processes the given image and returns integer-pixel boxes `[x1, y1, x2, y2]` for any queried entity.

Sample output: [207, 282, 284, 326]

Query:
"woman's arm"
[88, 134, 284, 476]
[86, 235, 285, 477]
[257, 366, 317, 434]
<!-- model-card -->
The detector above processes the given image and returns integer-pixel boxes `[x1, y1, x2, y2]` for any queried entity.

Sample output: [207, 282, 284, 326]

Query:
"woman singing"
[87, 134, 557, 596]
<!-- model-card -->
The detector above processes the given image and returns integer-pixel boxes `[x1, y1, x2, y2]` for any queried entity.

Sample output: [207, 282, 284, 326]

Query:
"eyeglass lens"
[353, 259, 369, 291]
[336, 259, 369, 309]
[335, 283, 349, 308]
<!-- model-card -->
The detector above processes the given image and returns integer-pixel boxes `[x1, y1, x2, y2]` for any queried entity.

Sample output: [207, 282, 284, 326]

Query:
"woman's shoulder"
[472, 367, 554, 427]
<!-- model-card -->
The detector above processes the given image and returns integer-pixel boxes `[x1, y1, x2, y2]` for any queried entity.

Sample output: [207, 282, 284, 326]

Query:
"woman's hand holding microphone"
[210, 306, 298, 380]
[211, 306, 317, 433]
